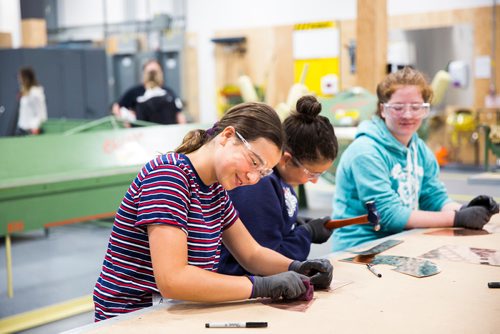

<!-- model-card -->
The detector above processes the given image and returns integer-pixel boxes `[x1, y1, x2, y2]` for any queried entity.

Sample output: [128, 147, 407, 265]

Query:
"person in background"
[111, 59, 186, 124]
[331, 67, 499, 251]
[16, 67, 47, 135]
[94, 102, 333, 321]
[218, 95, 338, 277]
[135, 66, 183, 125]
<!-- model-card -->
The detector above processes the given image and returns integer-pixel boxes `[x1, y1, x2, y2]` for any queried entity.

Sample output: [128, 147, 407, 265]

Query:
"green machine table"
[0, 123, 206, 298]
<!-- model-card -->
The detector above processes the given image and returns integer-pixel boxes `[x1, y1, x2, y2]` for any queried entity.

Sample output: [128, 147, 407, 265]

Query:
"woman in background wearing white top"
[16, 67, 47, 135]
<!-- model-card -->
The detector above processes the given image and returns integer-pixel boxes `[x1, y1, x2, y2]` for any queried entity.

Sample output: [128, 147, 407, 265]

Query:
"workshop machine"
[0, 121, 206, 298]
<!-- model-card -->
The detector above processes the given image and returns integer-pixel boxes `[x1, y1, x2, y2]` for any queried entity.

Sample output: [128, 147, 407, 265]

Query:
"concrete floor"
[1, 169, 499, 333]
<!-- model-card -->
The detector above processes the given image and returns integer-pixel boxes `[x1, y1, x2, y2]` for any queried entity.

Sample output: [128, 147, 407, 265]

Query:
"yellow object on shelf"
[237, 75, 258, 102]
[431, 70, 451, 106]
[334, 109, 360, 126]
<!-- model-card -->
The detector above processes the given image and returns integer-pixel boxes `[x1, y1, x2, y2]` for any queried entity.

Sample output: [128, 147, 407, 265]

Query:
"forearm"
[177, 112, 187, 124]
[157, 265, 252, 302]
[241, 246, 293, 276]
[405, 209, 455, 229]
[441, 201, 461, 212]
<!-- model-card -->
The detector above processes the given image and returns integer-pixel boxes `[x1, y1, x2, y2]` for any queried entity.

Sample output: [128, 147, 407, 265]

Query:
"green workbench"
[0, 122, 207, 298]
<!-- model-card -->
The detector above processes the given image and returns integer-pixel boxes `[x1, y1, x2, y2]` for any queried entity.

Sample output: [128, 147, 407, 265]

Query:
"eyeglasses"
[383, 103, 430, 118]
[291, 156, 325, 180]
[235, 131, 274, 178]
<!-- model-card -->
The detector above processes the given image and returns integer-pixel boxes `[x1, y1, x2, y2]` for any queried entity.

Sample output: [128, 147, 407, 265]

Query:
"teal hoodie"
[331, 116, 452, 251]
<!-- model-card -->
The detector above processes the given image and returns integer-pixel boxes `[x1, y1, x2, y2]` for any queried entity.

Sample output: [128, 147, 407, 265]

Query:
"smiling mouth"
[399, 121, 416, 126]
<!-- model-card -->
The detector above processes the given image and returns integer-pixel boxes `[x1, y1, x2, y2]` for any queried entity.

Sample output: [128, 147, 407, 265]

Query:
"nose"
[309, 177, 319, 184]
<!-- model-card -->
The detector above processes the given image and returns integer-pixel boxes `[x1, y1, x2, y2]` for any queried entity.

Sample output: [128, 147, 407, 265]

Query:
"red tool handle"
[324, 214, 368, 229]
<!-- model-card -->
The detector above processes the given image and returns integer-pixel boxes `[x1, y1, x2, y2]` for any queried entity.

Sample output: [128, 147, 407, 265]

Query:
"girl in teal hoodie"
[332, 67, 498, 251]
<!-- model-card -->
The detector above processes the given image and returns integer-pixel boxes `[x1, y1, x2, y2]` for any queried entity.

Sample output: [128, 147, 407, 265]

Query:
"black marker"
[205, 322, 268, 328]
[488, 282, 500, 288]
[366, 264, 382, 278]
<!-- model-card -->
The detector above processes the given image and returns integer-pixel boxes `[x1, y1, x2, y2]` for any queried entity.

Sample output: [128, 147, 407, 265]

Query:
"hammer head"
[365, 201, 381, 231]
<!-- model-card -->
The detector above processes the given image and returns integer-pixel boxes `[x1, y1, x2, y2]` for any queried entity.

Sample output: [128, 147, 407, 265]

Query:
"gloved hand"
[300, 216, 332, 244]
[250, 271, 308, 300]
[463, 195, 499, 216]
[454, 206, 491, 230]
[289, 259, 333, 289]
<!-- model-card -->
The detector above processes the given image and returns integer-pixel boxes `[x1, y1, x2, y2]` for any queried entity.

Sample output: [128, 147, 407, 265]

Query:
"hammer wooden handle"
[325, 215, 368, 229]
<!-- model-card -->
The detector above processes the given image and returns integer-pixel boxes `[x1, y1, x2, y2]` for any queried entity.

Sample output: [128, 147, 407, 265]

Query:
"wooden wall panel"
[356, 0, 387, 93]
[339, 20, 356, 90]
[473, 7, 493, 107]
[213, 26, 293, 110]
[184, 32, 200, 121]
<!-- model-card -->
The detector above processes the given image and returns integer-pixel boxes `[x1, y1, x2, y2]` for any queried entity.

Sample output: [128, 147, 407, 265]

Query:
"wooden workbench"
[65, 215, 500, 334]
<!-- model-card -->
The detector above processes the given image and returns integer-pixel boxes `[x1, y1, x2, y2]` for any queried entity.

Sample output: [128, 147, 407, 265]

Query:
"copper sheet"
[260, 280, 352, 312]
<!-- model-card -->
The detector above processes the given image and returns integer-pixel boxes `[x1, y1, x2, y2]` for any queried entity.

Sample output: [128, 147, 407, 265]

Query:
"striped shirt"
[93, 153, 238, 321]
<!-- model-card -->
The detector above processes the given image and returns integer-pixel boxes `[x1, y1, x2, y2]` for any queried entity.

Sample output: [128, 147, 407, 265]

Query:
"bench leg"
[6, 234, 13, 298]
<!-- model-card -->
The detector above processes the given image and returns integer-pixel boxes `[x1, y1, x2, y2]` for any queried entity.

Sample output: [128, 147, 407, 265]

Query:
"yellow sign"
[293, 21, 340, 97]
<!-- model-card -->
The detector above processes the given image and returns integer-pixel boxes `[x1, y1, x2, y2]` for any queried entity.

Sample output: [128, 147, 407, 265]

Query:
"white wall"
[0, 0, 20, 48]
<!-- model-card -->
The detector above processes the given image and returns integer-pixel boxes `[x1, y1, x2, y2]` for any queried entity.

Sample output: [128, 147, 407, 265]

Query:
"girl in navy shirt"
[218, 95, 338, 276]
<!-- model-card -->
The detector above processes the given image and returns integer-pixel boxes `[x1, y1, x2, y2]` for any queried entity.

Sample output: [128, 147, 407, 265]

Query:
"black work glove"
[289, 259, 333, 289]
[300, 216, 333, 244]
[454, 206, 491, 230]
[250, 272, 308, 300]
[463, 195, 499, 216]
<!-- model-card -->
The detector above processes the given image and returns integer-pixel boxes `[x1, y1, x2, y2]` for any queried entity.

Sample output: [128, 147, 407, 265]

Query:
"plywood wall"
[184, 32, 200, 122]
[212, 25, 293, 110]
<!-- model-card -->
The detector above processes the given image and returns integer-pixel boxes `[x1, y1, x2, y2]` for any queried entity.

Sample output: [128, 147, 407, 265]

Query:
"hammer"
[325, 201, 381, 231]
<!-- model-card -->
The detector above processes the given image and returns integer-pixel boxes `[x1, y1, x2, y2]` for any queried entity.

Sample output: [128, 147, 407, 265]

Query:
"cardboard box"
[477, 108, 500, 127]
[21, 19, 47, 48]
[0, 32, 12, 48]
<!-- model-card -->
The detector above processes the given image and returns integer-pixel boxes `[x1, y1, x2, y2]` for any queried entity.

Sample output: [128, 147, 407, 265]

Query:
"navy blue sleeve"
[218, 175, 311, 276]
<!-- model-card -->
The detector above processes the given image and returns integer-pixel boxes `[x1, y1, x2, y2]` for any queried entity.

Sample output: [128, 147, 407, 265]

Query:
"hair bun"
[295, 95, 321, 122]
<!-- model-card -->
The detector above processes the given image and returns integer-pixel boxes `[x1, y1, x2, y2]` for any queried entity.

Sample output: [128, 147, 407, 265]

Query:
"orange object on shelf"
[435, 146, 449, 167]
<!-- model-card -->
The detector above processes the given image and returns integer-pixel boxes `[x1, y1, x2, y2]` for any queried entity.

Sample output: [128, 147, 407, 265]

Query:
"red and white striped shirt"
[94, 153, 238, 321]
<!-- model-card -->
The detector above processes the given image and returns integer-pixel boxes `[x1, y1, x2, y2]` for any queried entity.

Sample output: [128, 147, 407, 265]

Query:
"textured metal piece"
[341, 255, 441, 278]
